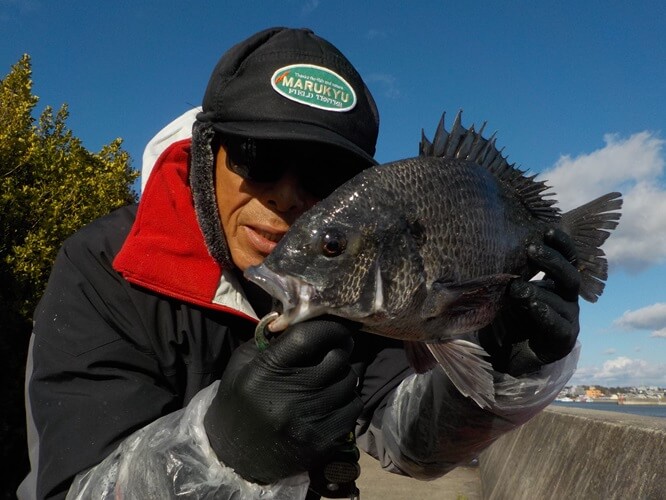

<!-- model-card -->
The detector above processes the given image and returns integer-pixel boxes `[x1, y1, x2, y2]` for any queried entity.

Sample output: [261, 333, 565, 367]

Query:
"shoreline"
[617, 401, 666, 406]
[556, 399, 666, 406]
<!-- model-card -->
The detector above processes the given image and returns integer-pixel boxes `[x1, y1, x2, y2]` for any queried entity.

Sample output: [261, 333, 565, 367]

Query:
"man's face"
[215, 138, 367, 271]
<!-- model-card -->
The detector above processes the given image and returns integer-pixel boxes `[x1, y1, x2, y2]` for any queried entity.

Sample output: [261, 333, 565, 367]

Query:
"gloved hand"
[204, 319, 363, 485]
[480, 228, 581, 375]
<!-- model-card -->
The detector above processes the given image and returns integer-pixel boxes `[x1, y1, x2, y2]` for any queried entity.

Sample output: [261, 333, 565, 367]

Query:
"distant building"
[570, 386, 586, 397]
[585, 387, 604, 399]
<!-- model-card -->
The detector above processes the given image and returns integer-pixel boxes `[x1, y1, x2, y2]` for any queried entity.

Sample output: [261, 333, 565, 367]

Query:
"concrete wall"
[479, 406, 666, 500]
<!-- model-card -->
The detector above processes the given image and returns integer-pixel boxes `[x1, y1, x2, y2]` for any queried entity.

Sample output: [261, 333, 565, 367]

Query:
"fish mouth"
[244, 264, 326, 332]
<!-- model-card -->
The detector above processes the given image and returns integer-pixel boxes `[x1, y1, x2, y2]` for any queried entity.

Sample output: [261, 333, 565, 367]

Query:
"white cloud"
[571, 356, 666, 386]
[366, 29, 386, 40]
[0, 0, 40, 18]
[541, 131, 666, 272]
[616, 302, 666, 329]
[651, 328, 666, 338]
[365, 73, 400, 99]
[596, 357, 647, 378]
[301, 0, 319, 15]
[614, 302, 666, 337]
[603, 348, 617, 355]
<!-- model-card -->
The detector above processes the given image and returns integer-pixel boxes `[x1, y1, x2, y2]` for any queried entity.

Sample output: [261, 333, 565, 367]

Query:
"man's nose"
[265, 169, 311, 214]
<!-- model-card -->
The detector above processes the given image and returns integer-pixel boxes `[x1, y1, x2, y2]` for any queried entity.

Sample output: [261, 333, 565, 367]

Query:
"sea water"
[551, 401, 666, 418]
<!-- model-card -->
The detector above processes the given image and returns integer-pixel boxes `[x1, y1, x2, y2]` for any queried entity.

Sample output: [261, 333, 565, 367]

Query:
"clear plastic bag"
[66, 382, 310, 499]
[374, 344, 580, 479]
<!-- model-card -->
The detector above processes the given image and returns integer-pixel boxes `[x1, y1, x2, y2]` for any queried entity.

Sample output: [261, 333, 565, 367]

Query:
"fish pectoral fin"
[421, 274, 516, 319]
[427, 340, 495, 408]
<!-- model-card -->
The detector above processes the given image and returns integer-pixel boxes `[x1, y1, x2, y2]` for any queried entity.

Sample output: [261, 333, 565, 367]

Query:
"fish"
[244, 111, 622, 408]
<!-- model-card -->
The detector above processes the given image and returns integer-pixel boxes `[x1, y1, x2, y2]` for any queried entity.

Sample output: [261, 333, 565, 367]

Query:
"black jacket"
[22, 140, 412, 499]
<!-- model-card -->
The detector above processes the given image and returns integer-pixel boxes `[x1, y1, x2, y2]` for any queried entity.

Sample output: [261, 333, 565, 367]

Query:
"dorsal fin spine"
[478, 134, 497, 166]
[445, 112, 465, 157]
[432, 113, 448, 157]
[423, 110, 560, 222]
[420, 129, 432, 156]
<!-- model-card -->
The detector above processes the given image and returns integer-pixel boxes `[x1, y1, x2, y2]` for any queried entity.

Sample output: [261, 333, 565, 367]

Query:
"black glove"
[204, 319, 363, 485]
[480, 228, 581, 375]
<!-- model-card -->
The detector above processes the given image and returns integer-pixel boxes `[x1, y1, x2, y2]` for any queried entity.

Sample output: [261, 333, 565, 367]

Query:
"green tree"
[0, 55, 138, 498]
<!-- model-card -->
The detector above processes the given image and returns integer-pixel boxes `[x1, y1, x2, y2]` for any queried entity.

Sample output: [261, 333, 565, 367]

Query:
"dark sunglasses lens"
[224, 138, 284, 182]
[223, 137, 370, 196]
[300, 159, 366, 199]
[244, 161, 284, 183]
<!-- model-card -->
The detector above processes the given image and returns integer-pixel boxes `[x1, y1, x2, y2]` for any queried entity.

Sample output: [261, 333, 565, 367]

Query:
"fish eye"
[320, 229, 347, 257]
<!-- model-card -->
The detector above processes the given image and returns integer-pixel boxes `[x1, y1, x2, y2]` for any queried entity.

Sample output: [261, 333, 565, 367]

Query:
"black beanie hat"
[196, 27, 379, 165]
[191, 28, 380, 269]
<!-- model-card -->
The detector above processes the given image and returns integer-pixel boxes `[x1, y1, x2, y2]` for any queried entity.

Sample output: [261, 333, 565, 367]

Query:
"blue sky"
[2, 1, 665, 387]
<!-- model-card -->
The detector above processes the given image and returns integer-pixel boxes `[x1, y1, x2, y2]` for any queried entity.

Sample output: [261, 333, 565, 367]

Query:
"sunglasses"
[220, 136, 371, 200]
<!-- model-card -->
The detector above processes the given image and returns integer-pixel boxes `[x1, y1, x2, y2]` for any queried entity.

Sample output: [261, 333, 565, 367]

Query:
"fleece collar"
[113, 139, 257, 321]
[189, 121, 234, 268]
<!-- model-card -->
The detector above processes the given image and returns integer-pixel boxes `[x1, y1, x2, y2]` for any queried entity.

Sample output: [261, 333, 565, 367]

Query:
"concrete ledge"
[357, 452, 482, 499]
[480, 406, 666, 499]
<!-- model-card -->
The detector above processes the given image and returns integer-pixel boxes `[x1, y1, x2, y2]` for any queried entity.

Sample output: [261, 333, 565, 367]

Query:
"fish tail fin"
[426, 340, 495, 408]
[561, 192, 623, 303]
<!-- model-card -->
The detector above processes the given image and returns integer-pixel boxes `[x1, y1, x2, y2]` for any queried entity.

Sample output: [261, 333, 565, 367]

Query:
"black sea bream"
[245, 112, 622, 407]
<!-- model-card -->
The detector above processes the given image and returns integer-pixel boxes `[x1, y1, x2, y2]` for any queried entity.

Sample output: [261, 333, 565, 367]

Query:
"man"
[21, 27, 580, 499]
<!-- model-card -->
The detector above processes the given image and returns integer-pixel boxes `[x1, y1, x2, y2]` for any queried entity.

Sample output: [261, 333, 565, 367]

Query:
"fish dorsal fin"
[420, 110, 560, 222]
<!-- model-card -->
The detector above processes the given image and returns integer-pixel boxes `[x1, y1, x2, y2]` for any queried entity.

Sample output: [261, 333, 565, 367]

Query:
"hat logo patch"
[271, 64, 357, 112]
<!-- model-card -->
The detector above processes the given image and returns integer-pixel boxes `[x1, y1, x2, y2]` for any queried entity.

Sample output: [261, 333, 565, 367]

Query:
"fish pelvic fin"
[420, 110, 560, 223]
[427, 340, 495, 409]
[404, 340, 438, 373]
[561, 192, 623, 302]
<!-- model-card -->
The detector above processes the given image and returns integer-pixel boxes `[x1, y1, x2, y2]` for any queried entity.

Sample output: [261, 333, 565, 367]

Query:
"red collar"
[113, 139, 252, 319]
